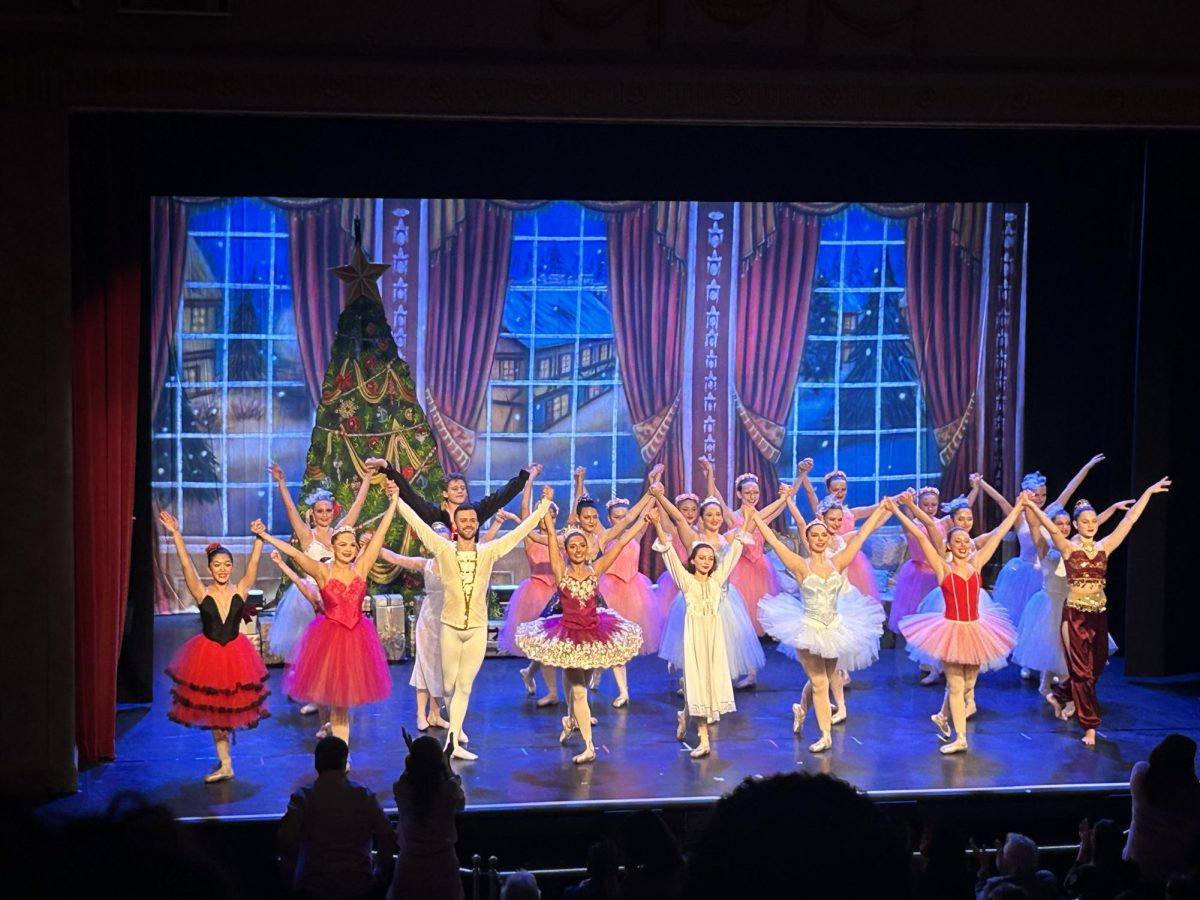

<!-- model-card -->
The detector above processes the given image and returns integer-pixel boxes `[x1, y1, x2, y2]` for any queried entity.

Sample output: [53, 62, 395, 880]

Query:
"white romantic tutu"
[991, 557, 1044, 624]
[269, 582, 317, 663]
[758, 585, 885, 672]
[658, 581, 765, 679]
[1011, 588, 1067, 674]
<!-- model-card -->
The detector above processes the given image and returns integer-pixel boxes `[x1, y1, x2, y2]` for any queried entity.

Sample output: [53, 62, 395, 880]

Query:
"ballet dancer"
[159, 510, 269, 782]
[756, 502, 891, 752]
[268, 463, 372, 715]
[648, 502, 753, 759]
[1010, 503, 1073, 695]
[796, 466, 884, 602]
[1027, 477, 1170, 746]
[892, 495, 1027, 754]
[888, 487, 947, 635]
[516, 506, 647, 764]
[654, 489, 700, 625]
[266, 551, 333, 737]
[365, 457, 529, 530]
[394, 483, 554, 759]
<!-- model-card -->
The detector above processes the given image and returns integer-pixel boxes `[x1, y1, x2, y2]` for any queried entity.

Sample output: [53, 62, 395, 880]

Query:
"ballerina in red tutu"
[253, 481, 402, 750]
[158, 510, 269, 783]
[891, 494, 1029, 754]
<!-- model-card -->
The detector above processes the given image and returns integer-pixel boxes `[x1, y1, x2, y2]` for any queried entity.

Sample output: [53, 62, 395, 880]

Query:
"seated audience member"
[389, 733, 466, 900]
[1063, 818, 1140, 900]
[682, 772, 910, 899]
[914, 820, 976, 900]
[976, 833, 1060, 900]
[500, 869, 541, 900]
[1125, 734, 1200, 888]
[279, 737, 396, 900]
[564, 841, 620, 900]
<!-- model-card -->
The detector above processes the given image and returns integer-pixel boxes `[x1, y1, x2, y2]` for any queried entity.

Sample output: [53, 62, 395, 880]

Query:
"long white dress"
[269, 539, 330, 662]
[654, 535, 747, 723]
[409, 560, 444, 695]
[758, 570, 886, 672]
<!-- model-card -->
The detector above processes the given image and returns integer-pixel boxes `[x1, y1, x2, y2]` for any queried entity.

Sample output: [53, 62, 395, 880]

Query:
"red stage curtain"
[287, 199, 350, 408]
[732, 203, 821, 503]
[424, 200, 514, 472]
[73, 182, 142, 763]
[607, 202, 689, 498]
[904, 203, 987, 494]
[149, 197, 189, 416]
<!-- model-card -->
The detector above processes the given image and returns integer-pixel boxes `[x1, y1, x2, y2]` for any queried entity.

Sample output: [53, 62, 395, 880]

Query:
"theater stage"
[38, 615, 1200, 824]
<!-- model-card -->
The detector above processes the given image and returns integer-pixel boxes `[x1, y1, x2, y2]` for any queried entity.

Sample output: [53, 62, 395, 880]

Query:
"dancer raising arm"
[516, 503, 647, 764]
[159, 510, 269, 782]
[252, 482, 401, 751]
[755, 502, 891, 753]
[648, 502, 752, 759]
[364, 457, 530, 530]
[1026, 476, 1171, 746]
[892, 495, 1028, 755]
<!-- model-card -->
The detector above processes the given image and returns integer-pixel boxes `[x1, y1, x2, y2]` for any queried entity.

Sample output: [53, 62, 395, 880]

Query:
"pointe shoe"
[612, 695, 629, 709]
[588, 670, 601, 690]
[734, 674, 757, 690]
[458, 731, 469, 745]
[315, 721, 331, 739]
[666, 661, 676, 675]
[939, 739, 968, 755]
[840, 670, 852, 686]
[299, 702, 319, 715]
[450, 745, 478, 761]
[204, 766, 234, 783]
[519, 667, 537, 695]
[676, 676, 685, 697]
[573, 744, 597, 765]
[690, 743, 711, 759]
[920, 669, 943, 686]
[676, 710, 688, 741]
[559, 716, 574, 745]
[428, 714, 450, 730]
[830, 709, 848, 726]
[808, 733, 832, 753]
[536, 693, 560, 708]
[792, 702, 805, 735]
[931, 713, 951, 740]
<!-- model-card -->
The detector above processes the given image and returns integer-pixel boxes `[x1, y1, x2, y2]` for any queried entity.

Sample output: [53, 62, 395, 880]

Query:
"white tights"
[440, 625, 488, 746]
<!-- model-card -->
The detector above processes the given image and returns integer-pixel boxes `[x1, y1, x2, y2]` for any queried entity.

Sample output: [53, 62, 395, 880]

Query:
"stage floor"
[40, 616, 1200, 823]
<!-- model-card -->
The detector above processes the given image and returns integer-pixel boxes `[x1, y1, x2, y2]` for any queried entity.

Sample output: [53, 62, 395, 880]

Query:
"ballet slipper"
[920, 669, 943, 686]
[588, 670, 601, 690]
[535, 693, 560, 708]
[734, 674, 757, 690]
[299, 703, 319, 715]
[315, 721, 331, 739]
[204, 766, 234, 784]
[931, 713, 951, 740]
[519, 667, 536, 695]
[573, 744, 596, 765]
[612, 695, 629, 709]
[559, 716, 574, 745]
[808, 733, 832, 753]
[830, 709, 848, 726]
[939, 739, 968, 755]
[792, 702, 806, 735]
[450, 745, 478, 761]
[458, 731, 469, 745]
[690, 742, 711, 759]
[1019, 667, 1035, 682]
[676, 710, 687, 741]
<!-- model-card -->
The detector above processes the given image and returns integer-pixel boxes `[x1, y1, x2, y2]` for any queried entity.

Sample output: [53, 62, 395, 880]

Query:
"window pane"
[575, 434, 615, 475]
[227, 486, 269, 535]
[814, 244, 841, 287]
[537, 240, 581, 286]
[798, 340, 836, 383]
[489, 385, 528, 434]
[882, 292, 910, 334]
[533, 291, 581, 335]
[530, 435, 572, 482]
[838, 387, 876, 431]
[272, 386, 314, 431]
[181, 488, 222, 535]
[846, 207, 884, 241]
[509, 243, 535, 287]
[229, 237, 274, 285]
[886, 243, 906, 286]
[230, 290, 270, 334]
[182, 291, 224, 334]
[840, 343, 877, 386]
[152, 436, 178, 482]
[880, 385, 917, 430]
[227, 387, 268, 434]
[881, 338, 919, 382]
[792, 387, 835, 432]
[180, 338, 225, 384]
[182, 386, 223, 435]
[807, 292, 839, 336]
[835, 432, 876, 481]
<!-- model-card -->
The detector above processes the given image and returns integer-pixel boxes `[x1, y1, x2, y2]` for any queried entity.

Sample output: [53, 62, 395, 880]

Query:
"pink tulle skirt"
[898, 608, 1017, 672]
[166, 634, 270, 731]
[729, 555, 782, 636]
[497, 577, 557, 656]
[844, 550, 879, 601]
[888, 560, 939, 632]
[655, 569, 680, 620]
[283, 615, 392, 708]
[599, 572, 663, 655]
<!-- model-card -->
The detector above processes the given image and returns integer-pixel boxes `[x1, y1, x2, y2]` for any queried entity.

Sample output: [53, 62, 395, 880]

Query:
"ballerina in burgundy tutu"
[158, 510, 269, 783]
[253, 481, 402, 749]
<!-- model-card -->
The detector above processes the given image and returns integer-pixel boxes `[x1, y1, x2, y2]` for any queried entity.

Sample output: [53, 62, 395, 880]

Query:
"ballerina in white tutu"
[755, 499, 892, 753]
[893, 495, 1028, 754]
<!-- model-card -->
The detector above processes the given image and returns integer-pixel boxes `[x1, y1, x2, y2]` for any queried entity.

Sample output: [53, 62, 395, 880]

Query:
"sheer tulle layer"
[658, 584, 765, 678]
[166, 633, 270, 730]
[992, 558, 1044, 623]
[268, 584, 316, 662]
[599, 571, 664, 655]
[899, 607, 1017, 671]
[497, 578, 557, 656]
[888, 560, 939, 632]
[515, 609, 643, 669]
[284, 615, 392, 708]
[759, 590, 885, 672]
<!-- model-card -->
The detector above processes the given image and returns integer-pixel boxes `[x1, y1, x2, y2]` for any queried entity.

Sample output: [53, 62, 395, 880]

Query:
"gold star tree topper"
[331, 241, 390, 305]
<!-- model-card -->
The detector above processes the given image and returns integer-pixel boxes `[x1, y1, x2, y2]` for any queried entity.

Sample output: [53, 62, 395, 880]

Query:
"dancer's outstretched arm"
[886, 498, 950, 583]
[971, 495, 1030, 570]
[338, 472, 374, 528]
[270, 551, 321, 610]
[251, 520, 328, 585]
[158, 509, 206, 604]
[831, 504, 891, 572]
[1025, 501, 1079, 558]
[237, 526, 265, 596]
[648, 506, 694, 592]
[1096, 499, 1134, 527]
[1054, 453, 1105, 510]
[650, 483, 700, 548]
[699, 456, 738, 528]
[268, 463, 314, 547]
[973, 475, 1013, 516]
[754, 509, 810, 580]
[1098, 477, 1171, 554]
[897, 491, 947, 559]
[355, 484, 400, 577]
[594, 516, 650, 577]
[544, 509, 565, 583]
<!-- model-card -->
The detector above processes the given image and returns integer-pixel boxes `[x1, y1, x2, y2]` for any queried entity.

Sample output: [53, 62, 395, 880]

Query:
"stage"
[38, 615, 1200, 826]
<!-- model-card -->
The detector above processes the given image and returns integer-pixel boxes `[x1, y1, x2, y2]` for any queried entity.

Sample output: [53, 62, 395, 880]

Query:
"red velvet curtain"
[424, 200, 514, 472]
[149, 197, 189, 416]
[904, 203, 986, 494]
[288, 200, 349, 408]
[607, 202, 689, 499]
[732, 204, 821, 503]
[73, 182, 142, 763]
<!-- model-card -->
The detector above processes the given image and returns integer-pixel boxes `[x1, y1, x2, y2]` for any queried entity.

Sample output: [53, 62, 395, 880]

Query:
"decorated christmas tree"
[295, 228, 446, 591]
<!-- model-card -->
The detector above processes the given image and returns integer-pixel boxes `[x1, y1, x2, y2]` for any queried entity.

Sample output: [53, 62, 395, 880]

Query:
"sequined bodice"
[940, 570, 982, 622]
[557, 573, 600, 630]
[800, 571, 844, 626]
[1064, 546, 1108, 585]
[526, 541, 556, 587]
[199, 594, 244, 646]
[321, 576, 366, 630]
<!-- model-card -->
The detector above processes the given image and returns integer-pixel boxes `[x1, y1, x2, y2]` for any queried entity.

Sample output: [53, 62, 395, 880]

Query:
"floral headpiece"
[205, 542, 232, 562]
[816, 495, 844, 515]
[331, 524, 357, 541]
[916, 486, 941, 499]
[605, 497, 631, 510]
[698, 495, 723, 512]
[561, 526, 589, 544]
[733, 473, 759, 491]
[1044, 503, 1068, 520]
[941, 495, 971, 515]
[674, 492, 700, 505]
[824, 469, 849, 488]
[1021, 471, 1048, 491]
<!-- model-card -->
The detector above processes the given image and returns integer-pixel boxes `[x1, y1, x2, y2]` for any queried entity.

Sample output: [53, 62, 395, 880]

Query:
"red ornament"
[334, 372, 354, 391]
[344, 416, 362, 434]
[402, 465, 415, 480]
[365, 322, 377, 336]
[364, 356, 377, 371]
[368, 436, 383, 451]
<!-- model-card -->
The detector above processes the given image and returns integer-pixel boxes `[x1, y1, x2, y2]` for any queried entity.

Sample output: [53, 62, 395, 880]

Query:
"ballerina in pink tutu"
[496, 464, 563, 708]
[889, 488, 946, 634]
[699, 456, 787, 636]
[892, 494, 1028, 754]
[253, 480, 402, 749]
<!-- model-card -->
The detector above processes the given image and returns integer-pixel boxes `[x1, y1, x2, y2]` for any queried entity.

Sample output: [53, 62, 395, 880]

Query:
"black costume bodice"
[200, 594, 244, 646]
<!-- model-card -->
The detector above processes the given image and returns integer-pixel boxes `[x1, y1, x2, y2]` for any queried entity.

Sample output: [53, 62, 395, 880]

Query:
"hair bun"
[1074, 498, 1092, 510]
[205, 542, 222, 553]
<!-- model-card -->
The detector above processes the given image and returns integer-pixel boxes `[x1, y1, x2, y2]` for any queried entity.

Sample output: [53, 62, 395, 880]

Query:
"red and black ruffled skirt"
[165, 633, 270, 731]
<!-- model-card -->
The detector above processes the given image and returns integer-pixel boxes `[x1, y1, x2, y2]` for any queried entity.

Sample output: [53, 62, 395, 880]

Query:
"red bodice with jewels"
[557, 574, 600, 631]
[320, 576, 366, 630]
[940, 570, 982, 622]
[1064, 547, 1108, 583]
